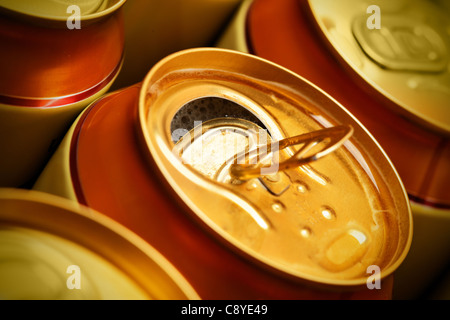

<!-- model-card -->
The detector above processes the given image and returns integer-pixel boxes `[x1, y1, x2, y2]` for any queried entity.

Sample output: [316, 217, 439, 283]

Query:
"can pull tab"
[229, 125, 353, 180]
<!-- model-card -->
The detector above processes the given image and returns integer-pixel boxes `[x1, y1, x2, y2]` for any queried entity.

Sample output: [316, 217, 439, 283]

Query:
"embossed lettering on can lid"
[138, 48, 412, 287]
[307, 0, 450, 135]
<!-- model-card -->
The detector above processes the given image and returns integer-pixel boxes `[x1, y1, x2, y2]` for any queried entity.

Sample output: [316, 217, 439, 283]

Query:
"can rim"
[0, 0, 127, 23]
[138, 47, 414, 288]
[0, 188, 200, 300]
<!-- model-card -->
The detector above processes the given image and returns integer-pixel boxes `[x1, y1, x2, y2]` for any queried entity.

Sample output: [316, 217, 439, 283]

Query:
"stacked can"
[0, 188, 199, 300]
[34, 48, 412, 299]
[0, 0, 126, 188]
[217, 0, 450, 299]
[112, 0, 243, 89]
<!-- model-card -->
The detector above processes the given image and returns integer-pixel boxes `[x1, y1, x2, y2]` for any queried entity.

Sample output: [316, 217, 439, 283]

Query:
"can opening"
[170, 97, 268, 143]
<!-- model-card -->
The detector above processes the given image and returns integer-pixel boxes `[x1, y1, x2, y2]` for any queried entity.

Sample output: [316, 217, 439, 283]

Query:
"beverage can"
[112, 0, 243, 89]
[0, 188, 199, 300]
[35, 48, 413, 299]
[0, 0, 126, 187]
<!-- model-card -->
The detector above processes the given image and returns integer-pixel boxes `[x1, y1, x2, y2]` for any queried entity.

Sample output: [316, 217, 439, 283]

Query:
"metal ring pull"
[229, 125, 354, 180]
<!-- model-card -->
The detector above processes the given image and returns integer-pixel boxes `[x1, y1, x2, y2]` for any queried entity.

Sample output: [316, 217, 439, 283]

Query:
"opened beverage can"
[0, 188, 199, 300]
[0, 0, 126, 188]
[217, 0, 450, 299]
[35, 48, 412, 299]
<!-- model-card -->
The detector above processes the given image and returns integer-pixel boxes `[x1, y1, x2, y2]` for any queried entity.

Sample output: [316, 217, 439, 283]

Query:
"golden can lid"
[307, 0, 450, 135]
[0, 188, 199, 300]
[0, 0, 125, 21]
[138, 48, 413, 287]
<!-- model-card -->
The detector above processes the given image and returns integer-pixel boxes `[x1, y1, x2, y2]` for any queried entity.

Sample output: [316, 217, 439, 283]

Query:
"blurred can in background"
[217, 0, 450, 299]
[0, 188, 199, 300]
[35, 48, 412, 299]
[111, 0, 243, 89]
[0, 0, 126, 188]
